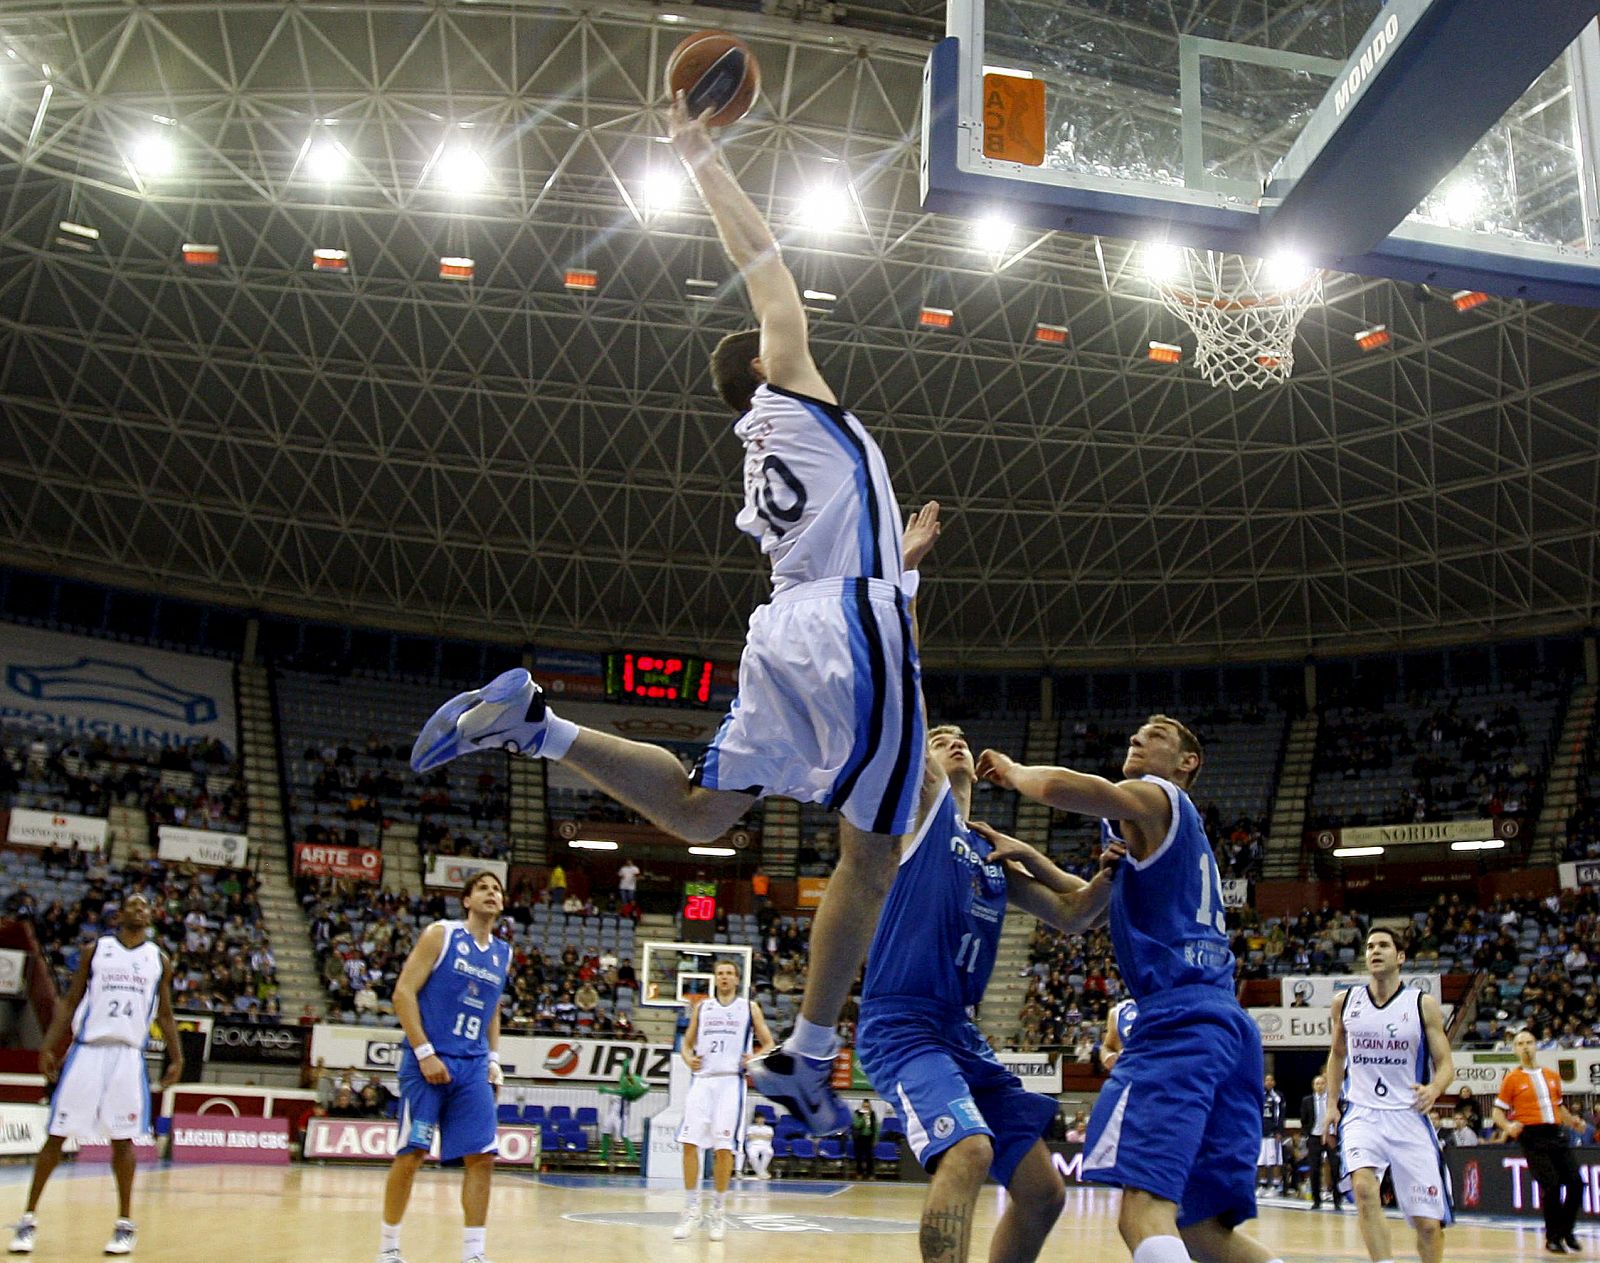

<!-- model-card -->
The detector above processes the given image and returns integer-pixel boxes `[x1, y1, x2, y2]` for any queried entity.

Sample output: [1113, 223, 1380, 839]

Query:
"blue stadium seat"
[574, 1107, 599, 1131]
[548, 1105, 572, 1124]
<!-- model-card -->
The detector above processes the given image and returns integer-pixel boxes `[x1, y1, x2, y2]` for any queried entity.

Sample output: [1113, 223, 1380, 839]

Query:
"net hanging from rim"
[1146, 248, 1324, 390]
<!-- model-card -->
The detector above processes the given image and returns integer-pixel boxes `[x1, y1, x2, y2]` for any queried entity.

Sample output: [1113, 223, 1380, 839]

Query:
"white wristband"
[901, 569, 921, 600]
[488, 1050, 501, 1064]
[413, 1042, 436, 1061]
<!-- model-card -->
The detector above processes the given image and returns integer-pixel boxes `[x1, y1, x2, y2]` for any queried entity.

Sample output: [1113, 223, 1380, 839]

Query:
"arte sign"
[422, 856, 507, 890]
[1279, 974, 1442, 1009]
[170, 1113, 290, 1165]
[5, 808, 107, 853]
[308, 1024, 675, 1084]
[294, 843, 383, 882]
[206, 1020, 308, 1066]
[302, 1118, 540, 1165]
[157, 826, 249, 868]
[0, 625, 238, 753]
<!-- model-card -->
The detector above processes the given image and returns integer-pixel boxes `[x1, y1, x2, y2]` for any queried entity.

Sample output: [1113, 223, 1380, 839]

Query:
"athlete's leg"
[1118, 1189, 1190, 1259]
[712, 1148, 734, 1194]
[383, 1149, 427, 1226]
[990, 1141, 1065, 1263]
[1412, 1216, 1443, 1263]
[681, 1141, 702, 1193]
[796, 820, 900, 1029]
[560, 730, 755, 845]
[1349, 1167, 1394, 1263]
[460, 1154, 492, 1227]
[1179, 1217, 1283, 1263]
[920, 1135, 992, 1263]
[22, 1136, 67, 1213]
[109, 1139, 135, 1219]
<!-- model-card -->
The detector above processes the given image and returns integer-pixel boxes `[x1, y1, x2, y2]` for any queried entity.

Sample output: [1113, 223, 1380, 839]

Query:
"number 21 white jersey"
[694, 995, 752, 1076]
[1341, 984, 1427, 1110]
[72, 936, 163, 1046]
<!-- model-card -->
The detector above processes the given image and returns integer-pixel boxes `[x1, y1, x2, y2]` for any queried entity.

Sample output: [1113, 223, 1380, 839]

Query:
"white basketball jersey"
[734, 385, 905, 594]
[72, 936, 162, 1046]
[693, 995, 752, 1076]
[1340, 983, 1427, 1111]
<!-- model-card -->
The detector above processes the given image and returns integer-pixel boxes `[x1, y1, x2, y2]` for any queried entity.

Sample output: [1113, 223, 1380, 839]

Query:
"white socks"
[711, 1192, 726, 1210]
[462, 1226, 486, 1261]
[789, 1017, 838, 1060]
[379, 1223, 402, 1253]
[1131, 1238, 1191, 1263]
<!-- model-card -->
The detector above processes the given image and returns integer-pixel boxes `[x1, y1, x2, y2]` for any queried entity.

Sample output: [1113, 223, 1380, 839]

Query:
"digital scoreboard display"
[680, 879, 718, 943]
[604, 651, 716, 705]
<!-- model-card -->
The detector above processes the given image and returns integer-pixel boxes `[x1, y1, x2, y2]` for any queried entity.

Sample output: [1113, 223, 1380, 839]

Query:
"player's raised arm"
[974, 821, 1119, 935]
[669, 94, 833, 404]
[976, 750, 1170, 843]
[393, 922, 451, 1084]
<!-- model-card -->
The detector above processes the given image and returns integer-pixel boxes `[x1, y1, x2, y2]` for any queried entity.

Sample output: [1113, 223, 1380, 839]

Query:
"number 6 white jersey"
[72, 936, 163, 1046]
[1340, 984, 1427, 1110]
[693, 995, 753, 1077]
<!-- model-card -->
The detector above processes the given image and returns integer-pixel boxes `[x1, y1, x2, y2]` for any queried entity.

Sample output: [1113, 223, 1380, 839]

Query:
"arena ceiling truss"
[0, 1, 1596, 669]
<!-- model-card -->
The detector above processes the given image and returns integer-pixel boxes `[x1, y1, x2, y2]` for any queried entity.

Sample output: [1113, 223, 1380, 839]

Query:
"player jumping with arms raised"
[410, 95, 939, 1135]
[978, 718, 1287, 1263]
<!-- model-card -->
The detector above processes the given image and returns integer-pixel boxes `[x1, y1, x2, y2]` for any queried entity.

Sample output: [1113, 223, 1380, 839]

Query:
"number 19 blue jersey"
[861, 781, 1007, 1013]
[414, 921, 509, 1060]
[1103, 776, 1234, 1002]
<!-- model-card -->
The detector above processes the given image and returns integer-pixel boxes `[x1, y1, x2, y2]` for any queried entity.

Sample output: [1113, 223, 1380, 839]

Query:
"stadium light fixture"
[181, 243, 220, 267]
[1332, 845, 1385, 858]
[303, 138, 349, 183]
[1440, 180, 1481, 226]
[569, 839, 618, 851]
[564, 268, 598, 292]
[1452, 290, 1490, 312]
[1263, 253, 1314, 290]
[688, 846, 737, 857]
[796, 184, 850, 233]
[129, 130, 176, 178]
[311, 248, 350, 274]
[1034, 323, 1069, 345]
[1450, 839, 1505, 852]
[973, 214, 1013, 255]
[1144, 242, 1183, 283]
[439, 256, 475, 281]
[1147, 341, 1182, 364]
[918, 306, 955, 330]
[435, 145, 488, 192]
[639, 168, 682, 215]
[1355, 325, 1391, 352]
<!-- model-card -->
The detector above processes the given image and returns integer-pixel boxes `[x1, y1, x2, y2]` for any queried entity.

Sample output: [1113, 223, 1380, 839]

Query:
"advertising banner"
[169, 1114, 290, 1165]
[1309, 818, 1522, 851]
[0, 1105, 49, 1156]
[796, 877, 829, 909]
[995, 1052, 1063, 1095]
[308, 1025, 676, 1084]
[1448, 1047, 1600, 1095]
[74, 1134, 159, 1164]
[302, 1118, 540, 1165]
[0, 949, 26, 998]
[1254, 1001, 1452, 1048]
[1560, 861, 1600, 891]
[0, 625, 238, 754]
[1279, 974, 1442, 1009]
[294, 843, 383, 882]
[206, 1020, 308, 1066]
[422, 856, 507, 890]
[1447, 1148, 1600, 1221]
[157, 826, 249, 869]
[1221, 879, 1249, 908]
[5, 808, 107, 852]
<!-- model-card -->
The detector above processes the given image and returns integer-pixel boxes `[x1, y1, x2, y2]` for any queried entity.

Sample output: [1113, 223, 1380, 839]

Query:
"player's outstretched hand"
[667, 91, 717, 172]
[420, 1053, 452, 1085]
[974, 748, 1017, 788]
[1410, 1081, 1440, 1113]
[683, 1051, 703, 1072]
[968, 820, 1035, 866]
[488, 1060, 504, 1089]
[902, 500, 942, 570]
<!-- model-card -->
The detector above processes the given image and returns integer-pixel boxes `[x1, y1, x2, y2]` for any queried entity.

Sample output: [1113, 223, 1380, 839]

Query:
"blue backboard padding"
[921, 38, 1600, 307]
[1262, 0, 1600, 256]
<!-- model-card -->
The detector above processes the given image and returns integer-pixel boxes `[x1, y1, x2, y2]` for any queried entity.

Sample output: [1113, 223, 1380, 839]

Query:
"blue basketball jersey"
[1102, 776, 1234, 1001]
[862, 781, 1007, 1012]
[414, 921, 509, 1059]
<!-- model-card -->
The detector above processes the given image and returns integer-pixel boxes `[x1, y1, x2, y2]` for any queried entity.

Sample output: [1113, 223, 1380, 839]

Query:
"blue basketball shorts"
[1081, 987, 1263, 1229]
[396, 1048, 498, 1162]
[858, 1003, 1057, 1186]
[692, 576, 924, 837]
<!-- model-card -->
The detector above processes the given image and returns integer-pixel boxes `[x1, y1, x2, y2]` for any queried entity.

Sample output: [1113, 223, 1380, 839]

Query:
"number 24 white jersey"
[72, 936, 163, 1046]
[1340, 984, 1428, 1111]
[693, 996, 752, 1076]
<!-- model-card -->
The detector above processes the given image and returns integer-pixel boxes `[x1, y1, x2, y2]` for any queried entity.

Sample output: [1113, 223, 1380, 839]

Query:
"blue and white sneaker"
[102, 1218, 136, 1255]
[747, 1048, 850, 1137]
[9, 1213, 36, 1254]
[410, 669, 545, 772]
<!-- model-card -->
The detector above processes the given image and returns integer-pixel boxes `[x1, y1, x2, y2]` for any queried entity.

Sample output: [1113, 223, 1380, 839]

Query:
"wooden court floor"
[0, 1163, 1584, 1261]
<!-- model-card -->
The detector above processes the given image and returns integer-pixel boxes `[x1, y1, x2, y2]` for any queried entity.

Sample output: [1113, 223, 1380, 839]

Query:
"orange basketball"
[665, 31, 760, 128]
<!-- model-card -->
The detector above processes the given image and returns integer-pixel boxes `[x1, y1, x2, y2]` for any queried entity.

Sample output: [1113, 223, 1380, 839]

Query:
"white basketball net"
[1147, 248, 1324, 390]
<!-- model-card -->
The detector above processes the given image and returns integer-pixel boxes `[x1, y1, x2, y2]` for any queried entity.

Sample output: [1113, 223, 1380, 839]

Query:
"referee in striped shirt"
[1492, 1029, 1585, 1254]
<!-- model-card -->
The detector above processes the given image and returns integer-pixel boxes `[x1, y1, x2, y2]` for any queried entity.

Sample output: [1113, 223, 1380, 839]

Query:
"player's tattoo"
[919, 1207, 969, 1262]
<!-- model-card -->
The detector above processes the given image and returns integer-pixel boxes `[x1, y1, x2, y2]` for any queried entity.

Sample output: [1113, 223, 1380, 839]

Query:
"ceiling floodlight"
[181, 243, 220, 266]
[436, 145, 488, 192]
[1263, 254, 1314, 290]
[688, 846, 736, 857]
[796, 185, 849, 232]
[564, 268, 598, 291]
[973, 215, 1013, 254]
[569, 839, 619, 850]
[1332, 845, 1385, 858]
[918, 306, 954, 330]
[1034, 323, 1068, 345]
[130, 130, 176, 178]
[1147, 340, 1182, 364]
[1144, 242, 1184, 283]
[439, 256, 475, 281]
[639, 168, 682, 215]
[304, 139, 349, 182]
[1355, 325, 1391, 351]
[1450, 839, 1505, 852]
[1452, 289, 1490, 312]
[1440, 180, 1481, 226]
[311, 248, 350, 273]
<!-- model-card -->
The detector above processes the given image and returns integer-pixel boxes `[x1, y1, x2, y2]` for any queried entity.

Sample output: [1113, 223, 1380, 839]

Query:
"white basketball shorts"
[677, 1074, 747, 1152]
[1257, 1136, 1282, 1166]
[48, 1042, 150, 1141]
[1339, 1103, 1453, 1226]
[693, 576, 924, 837]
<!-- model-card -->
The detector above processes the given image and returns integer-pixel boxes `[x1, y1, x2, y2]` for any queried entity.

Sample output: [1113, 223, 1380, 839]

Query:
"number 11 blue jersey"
[414, 921, 509, 1060]
[1103, 776, 1234, 1002]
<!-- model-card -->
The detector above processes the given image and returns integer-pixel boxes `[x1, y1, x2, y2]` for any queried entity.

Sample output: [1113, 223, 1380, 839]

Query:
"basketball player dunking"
[9, 893, 182, 1257]
[409, 92, 941, 1137]
[376, 871, 511, 1263]
[1325, 927, 1454, 1263]
[674, 960, 775, 1241]
[858, 725, 1121, 1263]
[978, 718, 1286, 1263]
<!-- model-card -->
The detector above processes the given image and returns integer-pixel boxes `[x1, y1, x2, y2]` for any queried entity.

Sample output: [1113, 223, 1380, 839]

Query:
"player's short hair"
[1365, 925, 1402, 950]
[1145, 714, 1204, 785]
[461, 870, 504, 902]
[927, 724, 965, 744]
[713, 958, 741, 974]
[710, 329, 763, 413]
